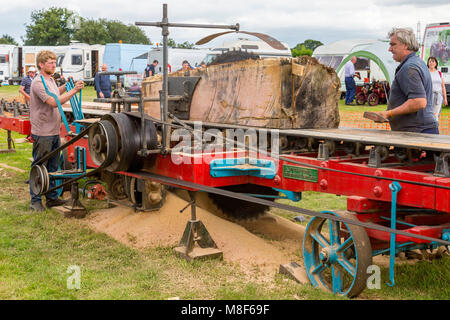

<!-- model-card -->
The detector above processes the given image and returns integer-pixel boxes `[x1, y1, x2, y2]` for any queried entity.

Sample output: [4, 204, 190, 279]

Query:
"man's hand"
[376, 110, 391, 120]
[99, 92, 104, 98]
[74, 80, 84, 91]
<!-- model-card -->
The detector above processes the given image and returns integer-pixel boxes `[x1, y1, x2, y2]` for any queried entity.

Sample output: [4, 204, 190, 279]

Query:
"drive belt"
[126, 171, 450, 246]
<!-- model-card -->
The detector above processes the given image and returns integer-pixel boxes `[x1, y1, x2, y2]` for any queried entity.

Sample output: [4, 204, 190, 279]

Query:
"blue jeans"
[345, 77, 356, 104]
[421, 127, 440, 134]
[30, 134, 61, 203]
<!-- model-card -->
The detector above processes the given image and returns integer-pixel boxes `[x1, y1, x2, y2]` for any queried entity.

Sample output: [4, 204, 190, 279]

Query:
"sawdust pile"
[85, 191, 306, 277]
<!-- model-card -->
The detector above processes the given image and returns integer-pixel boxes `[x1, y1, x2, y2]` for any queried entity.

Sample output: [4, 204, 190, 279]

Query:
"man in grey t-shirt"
[376, 28, 438, 134]
[29, 50, 84, 211]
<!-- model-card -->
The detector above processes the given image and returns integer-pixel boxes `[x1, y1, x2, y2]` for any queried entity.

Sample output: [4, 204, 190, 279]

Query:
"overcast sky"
[1, 0, 449, 48]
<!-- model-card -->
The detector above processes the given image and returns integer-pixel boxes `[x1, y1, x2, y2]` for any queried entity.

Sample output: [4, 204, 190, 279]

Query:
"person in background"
[144, 60, 159, 78]
[180, 60, 193, 72]
[29, 50, 84, 212]
[94, 64, 112, 99]
[343, 56, 361, 105]
[19, 66, 37, 102]
[427, 56, 447, 122]
[376, 28, 438, 134]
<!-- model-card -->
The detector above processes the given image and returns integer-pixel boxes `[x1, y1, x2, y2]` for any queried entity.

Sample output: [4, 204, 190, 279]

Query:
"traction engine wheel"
[367, 93, 379, 106]
[302, 210, 372, 298]
[356, 93, 366, 105]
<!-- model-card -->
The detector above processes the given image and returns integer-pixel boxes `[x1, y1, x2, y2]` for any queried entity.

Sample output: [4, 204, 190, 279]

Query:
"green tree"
[0, 34, 18, 45]
[291, 45, 313, 57]
[167, 38, 195, 48]
[302, 39, 323, 51]
[104, 20, 151, 44]
[73, 19, 109, 45]
[23, 7, 77, 45]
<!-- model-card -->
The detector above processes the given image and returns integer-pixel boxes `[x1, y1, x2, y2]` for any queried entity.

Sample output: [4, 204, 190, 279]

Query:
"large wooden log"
[142, 56, 340, 129]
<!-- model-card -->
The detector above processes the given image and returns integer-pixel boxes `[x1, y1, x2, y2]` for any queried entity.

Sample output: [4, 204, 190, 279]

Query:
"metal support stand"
[434, 153, 450, 177]
[62, 182, 87, 219]
[0, 130, 16, 154]
[173, 191, 223, 261]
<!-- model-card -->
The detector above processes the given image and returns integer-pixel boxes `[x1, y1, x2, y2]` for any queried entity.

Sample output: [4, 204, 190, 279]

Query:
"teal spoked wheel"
[302, 210, 372, 298]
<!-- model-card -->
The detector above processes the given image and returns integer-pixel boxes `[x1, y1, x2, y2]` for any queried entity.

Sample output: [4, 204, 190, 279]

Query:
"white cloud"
[1, 0, 450, 47]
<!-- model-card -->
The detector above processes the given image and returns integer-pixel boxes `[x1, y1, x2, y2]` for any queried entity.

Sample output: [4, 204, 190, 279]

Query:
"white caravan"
[0, 44, 15, 85]
[8, 43, 105, 84]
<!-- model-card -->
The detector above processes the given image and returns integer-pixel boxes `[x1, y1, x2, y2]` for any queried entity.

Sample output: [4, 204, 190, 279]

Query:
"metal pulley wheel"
[88, 120, 118, 170]
[30, 165, 50, 196]
[302, 210, 372, 298]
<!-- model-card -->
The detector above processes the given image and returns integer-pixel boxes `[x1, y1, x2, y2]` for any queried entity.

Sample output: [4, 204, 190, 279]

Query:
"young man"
[376, 28, 437, 134]
[19, 66, 37, 102]
[29, 50, 84, 211]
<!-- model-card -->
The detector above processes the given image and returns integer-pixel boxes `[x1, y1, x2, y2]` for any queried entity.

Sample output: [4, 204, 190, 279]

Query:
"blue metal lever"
[387, 181, 402, 287]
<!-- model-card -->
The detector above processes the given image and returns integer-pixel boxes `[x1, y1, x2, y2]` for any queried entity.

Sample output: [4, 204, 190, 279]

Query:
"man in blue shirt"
[377, 28, 438, 134]
[19, 66, 36, 102]
[344, 56, 360, 105]
[144, 60, 159, 78]
[94, 64, 112, 99]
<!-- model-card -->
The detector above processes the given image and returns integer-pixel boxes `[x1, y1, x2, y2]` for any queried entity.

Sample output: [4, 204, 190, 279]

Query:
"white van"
[147, 47, 212, 73]
[203, 38, 292, 64]
[0, 44, 16, 85]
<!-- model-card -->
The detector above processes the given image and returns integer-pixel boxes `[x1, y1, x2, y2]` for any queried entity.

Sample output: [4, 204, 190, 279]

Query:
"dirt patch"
[0, 163, 26, 173]
[85, 191, 306, 279]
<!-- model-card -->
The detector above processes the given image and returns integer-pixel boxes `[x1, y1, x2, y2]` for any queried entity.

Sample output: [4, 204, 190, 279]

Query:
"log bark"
[142, 56, 340, 129]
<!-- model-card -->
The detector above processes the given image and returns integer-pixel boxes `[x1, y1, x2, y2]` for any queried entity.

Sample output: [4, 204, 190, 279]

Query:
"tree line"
[1, 7, 323, 55]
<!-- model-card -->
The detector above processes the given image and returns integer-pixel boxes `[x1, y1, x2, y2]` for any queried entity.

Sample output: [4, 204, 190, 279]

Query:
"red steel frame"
[3, 117, 450, 249]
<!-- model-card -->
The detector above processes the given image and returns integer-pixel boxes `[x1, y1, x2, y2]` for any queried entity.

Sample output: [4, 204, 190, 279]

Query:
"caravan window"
[0, 55, 6, 64]
[72, 54, 82, 65]
[56, 55, 65, 67]
[242, 45, 259, 50]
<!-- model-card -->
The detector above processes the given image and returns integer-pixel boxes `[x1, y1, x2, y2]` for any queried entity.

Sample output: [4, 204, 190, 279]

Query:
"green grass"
[0, 85, 97, 102]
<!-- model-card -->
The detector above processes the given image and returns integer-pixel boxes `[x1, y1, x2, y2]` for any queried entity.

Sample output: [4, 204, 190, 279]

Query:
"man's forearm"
[391, 98, 427, 117]
[46, 88, 79, 107]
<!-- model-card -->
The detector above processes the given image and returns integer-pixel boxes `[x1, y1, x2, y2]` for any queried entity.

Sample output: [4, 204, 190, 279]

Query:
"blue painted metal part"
[210, 158, 276, 179]
[442, 229, 450, 242]
[273, 188, 302, 202]
[387, 181, 402, 287]
[40, 75, 72, 134]
[303, 210, 359, 296]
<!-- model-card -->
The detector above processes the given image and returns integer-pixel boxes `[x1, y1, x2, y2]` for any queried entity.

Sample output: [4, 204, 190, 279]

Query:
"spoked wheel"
[302, 210, 372, 298]
[30, 165, 49, 196]
[356, 93, 366, 105]
[367, 93, 379, 106]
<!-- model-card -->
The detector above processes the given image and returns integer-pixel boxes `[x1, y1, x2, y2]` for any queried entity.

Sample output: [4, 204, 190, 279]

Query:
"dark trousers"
[30, 134, 61, 203]
[421, 127, 440, 134]
[345, 77, 356, 104]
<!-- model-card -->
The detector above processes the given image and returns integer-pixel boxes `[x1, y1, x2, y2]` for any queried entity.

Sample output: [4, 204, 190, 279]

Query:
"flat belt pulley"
[94, 113, 159, 172]
[30, 165, 49, 196]
[88, 120, 118, 171]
